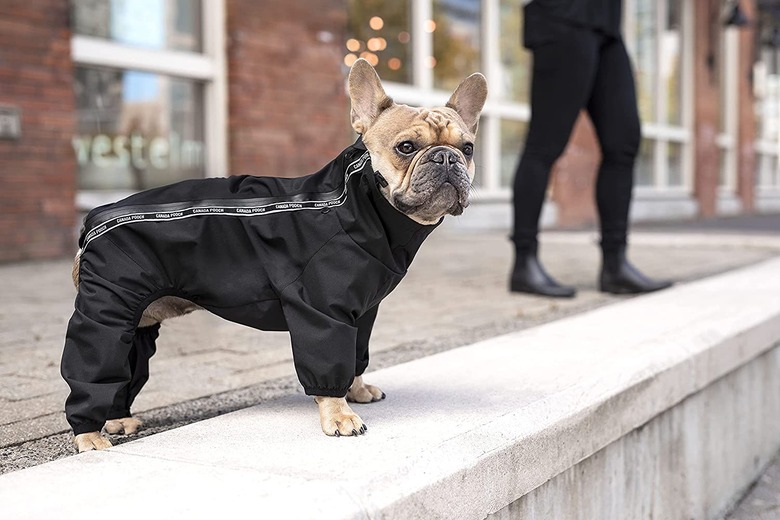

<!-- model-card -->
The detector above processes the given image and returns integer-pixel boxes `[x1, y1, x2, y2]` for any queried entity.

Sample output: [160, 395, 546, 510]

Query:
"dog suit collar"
[350, 136, 390, 188]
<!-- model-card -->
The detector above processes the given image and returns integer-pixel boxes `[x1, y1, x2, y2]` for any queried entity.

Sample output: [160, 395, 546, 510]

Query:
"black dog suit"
[61, 139, 438, 435]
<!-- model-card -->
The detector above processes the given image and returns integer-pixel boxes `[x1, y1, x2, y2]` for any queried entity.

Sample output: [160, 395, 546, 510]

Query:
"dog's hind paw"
[346, 375, 386, 403]
[314, 396, 367, 437]
[104, 417, 142, 435]
[74, 432, 113, 453]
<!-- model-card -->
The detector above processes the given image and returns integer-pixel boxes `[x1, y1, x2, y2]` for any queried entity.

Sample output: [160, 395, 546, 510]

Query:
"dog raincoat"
[61, 139, 439, 435]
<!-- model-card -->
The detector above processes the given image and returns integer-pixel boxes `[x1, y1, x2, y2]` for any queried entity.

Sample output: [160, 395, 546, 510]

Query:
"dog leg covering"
[107, 324, 160, 420]
[279, 236, 361, 398]
[354, 305, 378, 377]
[61, 239, 161, 436]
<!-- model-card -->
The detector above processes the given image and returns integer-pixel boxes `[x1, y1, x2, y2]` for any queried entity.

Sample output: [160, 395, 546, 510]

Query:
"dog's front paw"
[104, 417, 142, 435]
[314, 396, 367, 437]
[346, 375, 386, 403]
[74, 432, 113, 453]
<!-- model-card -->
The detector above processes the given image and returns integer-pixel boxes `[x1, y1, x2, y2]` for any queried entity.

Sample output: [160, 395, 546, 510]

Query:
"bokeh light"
[369, 16, 384, 30]
[344, 53, 358, 66]
[346, 38, 361, 52]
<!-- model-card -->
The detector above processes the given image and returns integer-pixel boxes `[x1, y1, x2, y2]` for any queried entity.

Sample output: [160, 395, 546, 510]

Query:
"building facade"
[0, 0, 777, 262]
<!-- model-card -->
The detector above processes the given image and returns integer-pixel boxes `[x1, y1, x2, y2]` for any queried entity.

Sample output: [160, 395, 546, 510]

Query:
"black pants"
[512, 28, 641, 252]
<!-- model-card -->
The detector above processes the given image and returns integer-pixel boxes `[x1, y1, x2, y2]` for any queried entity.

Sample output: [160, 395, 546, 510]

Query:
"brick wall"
[226, 0, 353, 178]
[550, 115, 600, 229]
[693, 0, 721, 218]
[0, 2, 76, 262]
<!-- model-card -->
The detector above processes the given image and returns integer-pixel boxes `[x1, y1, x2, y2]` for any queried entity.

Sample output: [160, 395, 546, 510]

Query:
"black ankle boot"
[600, 246, 673, 294]
[510, 245, 576, 298]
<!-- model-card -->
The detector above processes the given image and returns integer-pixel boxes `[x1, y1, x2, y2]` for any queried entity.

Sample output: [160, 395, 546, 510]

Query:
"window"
[73, 67, 205, 191]
[69, 0, 226, 208]
[432, 0, 481, 92]
[754, 6, 780, 193]
[499, 0, 531, 105]
[71, 0, 202, 52]
[624, 0, 692, 191]
[346, 0, 530, 195]
[345, 0, 413, 84]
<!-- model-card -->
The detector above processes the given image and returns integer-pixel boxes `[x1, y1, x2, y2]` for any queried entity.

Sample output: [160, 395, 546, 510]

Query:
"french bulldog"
[62, 59, 487, 452]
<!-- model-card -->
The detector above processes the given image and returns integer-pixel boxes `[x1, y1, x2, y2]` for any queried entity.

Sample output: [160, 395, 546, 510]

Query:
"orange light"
[367, 38, 381, 51]
[360, 51, 379, 66]
[388, 58, 402, 70]
[376, 37, 387, 50]
[346, 38, 361, 52]
[424, 20, 436, 33]
[369, 16, 384, 30]
[398, 31, 410, 43]
[427, 56, 437, 68]
[344, 53, 358, 66]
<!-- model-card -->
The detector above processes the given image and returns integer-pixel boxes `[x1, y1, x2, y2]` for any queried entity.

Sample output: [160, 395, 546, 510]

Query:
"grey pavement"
[1, 214, 780, 516]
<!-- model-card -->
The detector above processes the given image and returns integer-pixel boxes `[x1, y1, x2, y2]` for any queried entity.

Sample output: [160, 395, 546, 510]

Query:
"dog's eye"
[462, 143, 474, 157]
[396, 141, 417, 155]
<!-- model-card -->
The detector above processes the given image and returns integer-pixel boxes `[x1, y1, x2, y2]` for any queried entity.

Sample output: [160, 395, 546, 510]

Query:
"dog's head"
[348, 59, 487, 225]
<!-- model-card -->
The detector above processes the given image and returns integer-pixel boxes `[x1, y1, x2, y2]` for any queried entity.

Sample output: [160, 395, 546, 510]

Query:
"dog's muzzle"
[393, 147, 471, 219]
[421, 146, 471, 208]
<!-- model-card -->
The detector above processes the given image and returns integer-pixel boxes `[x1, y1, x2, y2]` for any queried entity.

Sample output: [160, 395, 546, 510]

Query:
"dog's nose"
[430, 147, 461, 166]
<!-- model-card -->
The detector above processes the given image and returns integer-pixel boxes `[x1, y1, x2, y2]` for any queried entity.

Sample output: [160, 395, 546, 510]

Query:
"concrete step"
[2, 258, 780, 519]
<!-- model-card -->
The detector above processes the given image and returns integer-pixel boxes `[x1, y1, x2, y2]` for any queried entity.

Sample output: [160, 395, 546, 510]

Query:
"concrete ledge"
[3, 258, 780, 519]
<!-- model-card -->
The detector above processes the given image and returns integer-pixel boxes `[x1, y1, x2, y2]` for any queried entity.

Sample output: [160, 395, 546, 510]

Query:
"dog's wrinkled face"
[349, 59, 487, 225]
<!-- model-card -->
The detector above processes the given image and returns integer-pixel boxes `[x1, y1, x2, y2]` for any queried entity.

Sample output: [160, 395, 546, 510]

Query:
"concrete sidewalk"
[1, 218, 780, 461]
[0, 217, 780, 448]
[0, 214, 780, 518]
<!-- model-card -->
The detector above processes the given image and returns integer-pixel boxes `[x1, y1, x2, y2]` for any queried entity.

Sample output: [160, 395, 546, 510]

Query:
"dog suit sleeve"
[279, 235, 366, 398]
[281, 282, 358, 397]
[355, 305, 379, 377]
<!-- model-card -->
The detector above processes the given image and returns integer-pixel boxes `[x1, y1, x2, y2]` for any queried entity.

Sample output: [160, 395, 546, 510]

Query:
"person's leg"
[511, 27, 601, 297]
[586, 36, 672, 293]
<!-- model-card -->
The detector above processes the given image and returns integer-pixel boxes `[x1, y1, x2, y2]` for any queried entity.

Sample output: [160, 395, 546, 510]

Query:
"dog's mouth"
[394, 177, 470, 220]
[438, 181, 468, 215]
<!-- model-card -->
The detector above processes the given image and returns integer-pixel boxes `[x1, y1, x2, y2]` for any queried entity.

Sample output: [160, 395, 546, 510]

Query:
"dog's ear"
[349, 58, 394, 135]
[445, 73, 488, 134]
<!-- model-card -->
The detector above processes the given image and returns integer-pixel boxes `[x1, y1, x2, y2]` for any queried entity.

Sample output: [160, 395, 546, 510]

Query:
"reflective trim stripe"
[79, 152, 370, 252]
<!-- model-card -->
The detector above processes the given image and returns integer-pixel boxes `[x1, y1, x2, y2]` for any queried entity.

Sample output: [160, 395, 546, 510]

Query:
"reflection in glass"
[74, 67, 205, 191]
[754, 14, 780, 189]
[663, 0, 683, 125]
[628, 0, 657, 122]
[500, 119, 527, 188]
[756, 49, 780, 144]
[71, 0, 202, 52]
[433, 0, 481, 91]
[500, 0, 531, 104]
[346, 0, 412, 84]
[635, 138, 654, 186]
[757, 154, 778, 187]
[667, 141, 683, 186]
